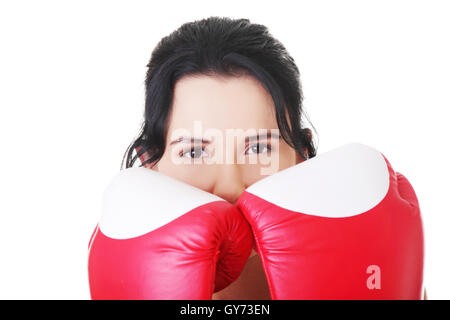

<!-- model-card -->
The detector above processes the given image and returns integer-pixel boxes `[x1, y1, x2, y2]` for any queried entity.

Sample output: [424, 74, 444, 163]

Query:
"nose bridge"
[212, 163, 245, 204]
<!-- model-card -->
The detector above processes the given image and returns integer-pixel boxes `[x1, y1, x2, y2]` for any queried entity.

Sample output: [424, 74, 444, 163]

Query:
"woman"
[122, 16, 317, 299]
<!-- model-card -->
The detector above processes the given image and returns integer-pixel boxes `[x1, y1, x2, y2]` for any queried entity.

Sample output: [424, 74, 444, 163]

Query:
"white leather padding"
[245, 143, 390, 218]
[99, 167, 225, 239]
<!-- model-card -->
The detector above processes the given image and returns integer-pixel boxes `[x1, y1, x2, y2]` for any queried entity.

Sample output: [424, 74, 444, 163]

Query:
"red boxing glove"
[237, 143, 424, 299]
[88, 167, 252, 299]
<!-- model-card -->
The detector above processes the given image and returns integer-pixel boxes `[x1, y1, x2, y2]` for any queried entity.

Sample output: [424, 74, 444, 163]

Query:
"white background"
[0, 0, 448, 299]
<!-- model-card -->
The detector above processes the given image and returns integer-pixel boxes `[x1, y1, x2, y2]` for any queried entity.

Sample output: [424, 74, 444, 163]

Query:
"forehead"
[168, 74, 278, 133]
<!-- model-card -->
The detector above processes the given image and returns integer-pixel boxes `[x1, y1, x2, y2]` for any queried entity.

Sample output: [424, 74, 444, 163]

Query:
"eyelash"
[178, 143, 273, 159]
[179, 146, 202, 159]
[245, 143, 272, 155]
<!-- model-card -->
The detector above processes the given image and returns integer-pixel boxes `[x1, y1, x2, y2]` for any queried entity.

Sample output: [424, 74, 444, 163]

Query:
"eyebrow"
[169, 136, 212, 145]
[169, 132, 281, 145]
[245, 132, 281, 144]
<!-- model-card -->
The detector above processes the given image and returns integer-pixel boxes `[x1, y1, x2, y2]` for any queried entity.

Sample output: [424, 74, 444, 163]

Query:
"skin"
[137, 73, 429, 300]
[139, 73, 306, 299]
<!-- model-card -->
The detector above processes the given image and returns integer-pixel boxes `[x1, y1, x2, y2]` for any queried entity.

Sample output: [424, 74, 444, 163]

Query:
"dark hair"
[122, 16, 317, 169]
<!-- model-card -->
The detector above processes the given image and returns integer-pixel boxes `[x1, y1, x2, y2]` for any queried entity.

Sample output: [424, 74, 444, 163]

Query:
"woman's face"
[147, 74, 304, 204]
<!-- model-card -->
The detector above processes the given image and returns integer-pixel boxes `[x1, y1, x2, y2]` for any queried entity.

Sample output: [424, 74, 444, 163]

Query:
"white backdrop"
[0, 0, 448, 299]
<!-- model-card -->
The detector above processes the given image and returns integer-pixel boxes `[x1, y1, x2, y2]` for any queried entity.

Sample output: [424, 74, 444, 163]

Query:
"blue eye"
[246, 143, 271, 155]
[181, 146, 206, 159]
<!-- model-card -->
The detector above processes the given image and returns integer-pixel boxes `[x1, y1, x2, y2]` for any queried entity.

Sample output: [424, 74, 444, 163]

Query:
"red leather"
[237, 149, 424, 299]
[88, 170, 252, 300]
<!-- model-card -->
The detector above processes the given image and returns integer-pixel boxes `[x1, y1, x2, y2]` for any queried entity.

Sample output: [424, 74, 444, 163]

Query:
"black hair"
[122, 16, 317, 169]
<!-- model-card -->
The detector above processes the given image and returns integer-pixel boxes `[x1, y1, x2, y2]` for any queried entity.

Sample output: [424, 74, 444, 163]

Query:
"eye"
[246, 143, 272, 155]
[180, 146, 207, 159]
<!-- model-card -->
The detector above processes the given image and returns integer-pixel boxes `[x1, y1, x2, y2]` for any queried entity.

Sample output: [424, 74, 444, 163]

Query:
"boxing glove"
[88, 167, 253, 299]
[237, 143, 424, 299]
